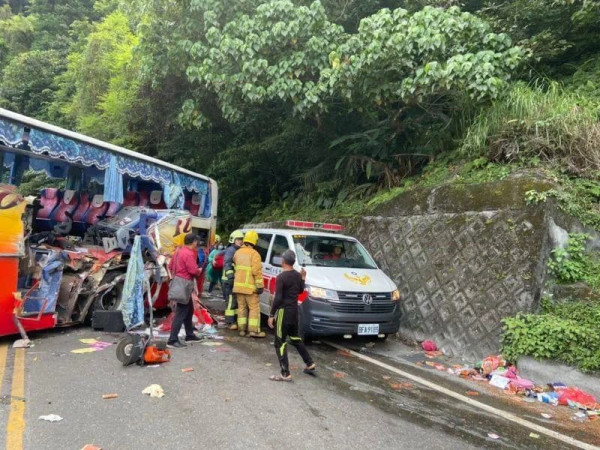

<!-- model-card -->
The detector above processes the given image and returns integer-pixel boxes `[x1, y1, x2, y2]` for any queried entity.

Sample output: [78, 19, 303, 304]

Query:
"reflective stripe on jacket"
[232, 244, 264, 294]
[221, 244, 238, 282]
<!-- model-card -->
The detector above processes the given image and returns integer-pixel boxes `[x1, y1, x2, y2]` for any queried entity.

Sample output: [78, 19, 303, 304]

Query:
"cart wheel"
[116, 334, 134, 363]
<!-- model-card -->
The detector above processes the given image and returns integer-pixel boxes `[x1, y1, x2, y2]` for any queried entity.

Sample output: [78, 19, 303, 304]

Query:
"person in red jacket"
[168, 234, 204, 348]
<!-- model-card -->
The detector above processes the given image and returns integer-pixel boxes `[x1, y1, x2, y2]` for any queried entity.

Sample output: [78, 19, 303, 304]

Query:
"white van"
[242, 221, 402, 339]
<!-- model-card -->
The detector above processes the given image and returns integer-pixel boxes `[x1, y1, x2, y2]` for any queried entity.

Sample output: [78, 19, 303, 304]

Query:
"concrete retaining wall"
[345, 176, 557, 359]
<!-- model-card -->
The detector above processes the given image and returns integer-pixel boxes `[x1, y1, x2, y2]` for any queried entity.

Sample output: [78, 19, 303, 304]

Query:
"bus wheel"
[95, 271, 125, 312]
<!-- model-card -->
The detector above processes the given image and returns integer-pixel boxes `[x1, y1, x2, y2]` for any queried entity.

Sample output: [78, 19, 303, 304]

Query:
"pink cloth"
[170, 246, 201, 280]
[422, 340, 437, 352]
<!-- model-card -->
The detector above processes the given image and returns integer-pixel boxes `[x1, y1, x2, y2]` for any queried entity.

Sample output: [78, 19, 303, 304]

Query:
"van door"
[255, 233, 273, 314]
[261, 234, 292, 314]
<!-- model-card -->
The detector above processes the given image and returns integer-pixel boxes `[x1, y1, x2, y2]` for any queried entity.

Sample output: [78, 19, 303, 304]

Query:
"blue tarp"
[119, 235, 145, 329]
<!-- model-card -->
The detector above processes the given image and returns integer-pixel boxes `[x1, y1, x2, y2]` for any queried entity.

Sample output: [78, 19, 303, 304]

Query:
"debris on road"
[421, 340, 437, 352]
[81, 445, 102, 450]
[337, 349, 353, 357]
[487, 433, 500, 440]
[71, 348, 97, 354]
[529, 433, 540, 439]
[102, 394, 118, 399]
[142, 384, 164, 398]
[201, 341, 222, 346]
[39, 414, 63, 422]
[13, 338, 32, 348]
[333, 372, 346, 379]
[466, 391, 479, 396]
[182, 367, 194, 372]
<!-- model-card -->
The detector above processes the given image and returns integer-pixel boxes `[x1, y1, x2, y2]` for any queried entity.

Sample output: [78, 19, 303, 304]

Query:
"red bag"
[212, 251, 224, 270]
[558, 387, 597, 408]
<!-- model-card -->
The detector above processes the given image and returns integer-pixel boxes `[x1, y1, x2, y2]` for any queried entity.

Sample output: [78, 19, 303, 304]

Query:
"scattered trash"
[181, 368, 194, 373]
[487, 433, 500, 440]
[389, 382, 413, 391]
[201, 342, 222, 347]
[557, 387, 597, 409]
[466, 391, 479, 396]
[529, 433, 540, 439]
[71, 348, 97, 354]
[337, 349, 353, 357]
[424, 350, 443, 358]
[541, 413, 553, 419]
[537, 392, 559, 406]
[481, 355, 505, 376]
[142, 384, 164, 398]
[102, 394, 118, 400]
[382, 375, 391, 380]
[39, 414, 63, 422]
[421, 340, 437, 352]
[365, 342, 375, 349]
[489, 375, 511, 390]
[79, 339, 98, 344]
[81, 445, 102, 450]
[146, 364, 160, 368]
[13, 339, 32, 348]
[572, 412, 588, 423]
[332, 372, 346, 378]
[265, 363, 272, 367]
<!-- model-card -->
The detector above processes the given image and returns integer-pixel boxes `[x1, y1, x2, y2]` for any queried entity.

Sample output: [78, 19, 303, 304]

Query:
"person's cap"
[282, 249, 296, 265]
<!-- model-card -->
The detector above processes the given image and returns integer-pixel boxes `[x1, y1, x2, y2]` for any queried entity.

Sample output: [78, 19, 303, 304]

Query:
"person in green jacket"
[206, 243, 225, 296]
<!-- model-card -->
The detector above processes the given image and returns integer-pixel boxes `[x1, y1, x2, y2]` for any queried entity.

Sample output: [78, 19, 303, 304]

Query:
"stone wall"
[345, 176, 556, 360]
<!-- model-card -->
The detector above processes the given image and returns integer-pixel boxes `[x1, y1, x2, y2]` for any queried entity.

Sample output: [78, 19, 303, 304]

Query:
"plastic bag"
[481, 355, 506, 376]
[558, 387, 597, 409]
[421, 340, 437, 352]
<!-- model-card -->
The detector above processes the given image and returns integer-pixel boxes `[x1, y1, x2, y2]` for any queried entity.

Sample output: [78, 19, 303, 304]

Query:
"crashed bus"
[0, 108, 217, 339]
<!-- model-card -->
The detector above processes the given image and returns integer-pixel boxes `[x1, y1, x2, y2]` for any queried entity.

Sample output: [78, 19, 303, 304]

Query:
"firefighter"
[222, 229, 244, 329]
[233, 230, 265, 337]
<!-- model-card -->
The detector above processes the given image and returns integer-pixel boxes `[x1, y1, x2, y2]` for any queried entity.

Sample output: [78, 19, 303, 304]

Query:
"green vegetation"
[502, 298, 600, 372]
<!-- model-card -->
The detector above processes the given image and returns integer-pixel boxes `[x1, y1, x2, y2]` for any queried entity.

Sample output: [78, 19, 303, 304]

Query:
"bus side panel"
[0, 259, 20, 336]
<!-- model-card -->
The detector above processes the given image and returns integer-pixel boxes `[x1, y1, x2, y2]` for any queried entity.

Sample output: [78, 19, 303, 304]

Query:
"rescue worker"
[232, 230, 265, 337]
[222, 230, 244, 329]
[268, 249, 315, 381]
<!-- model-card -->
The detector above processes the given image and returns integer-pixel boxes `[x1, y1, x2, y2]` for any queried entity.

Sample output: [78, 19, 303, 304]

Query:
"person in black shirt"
[268, 249, 316, 381]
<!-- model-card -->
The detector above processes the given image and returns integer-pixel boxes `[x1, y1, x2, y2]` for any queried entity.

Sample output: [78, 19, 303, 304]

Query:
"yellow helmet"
[229, 229, 244, 244]
[243, 230, 259, 246]
[215, 234, 221, 243]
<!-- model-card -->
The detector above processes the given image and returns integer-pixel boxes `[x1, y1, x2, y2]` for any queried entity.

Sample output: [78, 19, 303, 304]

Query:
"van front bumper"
[299, 297, 401, 337]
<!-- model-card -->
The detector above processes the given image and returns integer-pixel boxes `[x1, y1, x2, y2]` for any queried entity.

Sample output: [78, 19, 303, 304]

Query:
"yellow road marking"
[6, 348, 26, 450]
[0, 344, 8, 393]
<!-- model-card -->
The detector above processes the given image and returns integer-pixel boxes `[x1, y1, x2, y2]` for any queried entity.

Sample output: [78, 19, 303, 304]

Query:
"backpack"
[212, 251, 225, 270]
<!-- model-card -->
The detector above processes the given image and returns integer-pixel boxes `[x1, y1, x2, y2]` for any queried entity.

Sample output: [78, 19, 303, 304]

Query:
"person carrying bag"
[167, 233, 203, 348]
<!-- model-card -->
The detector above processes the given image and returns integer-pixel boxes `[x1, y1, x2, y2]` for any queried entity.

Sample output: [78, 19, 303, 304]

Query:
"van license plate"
[357, 324, 379, 335]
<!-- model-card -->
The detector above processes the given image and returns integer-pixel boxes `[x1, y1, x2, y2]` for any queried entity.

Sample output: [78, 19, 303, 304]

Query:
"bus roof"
[0, 107, 212, 184]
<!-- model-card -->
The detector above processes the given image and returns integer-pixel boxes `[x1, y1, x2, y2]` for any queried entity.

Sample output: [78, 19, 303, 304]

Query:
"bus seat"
[51, 190, 79, 224]
[138, 191, 149, 206]
[187, 193, 200, 216]
[149, 190, 167, 209]
[105, 202, 121, 217]
[35, 188, 61, 230]
[72, 193, 90, 234]
[86, 195, 108, 225]
[123, 191, 138, 207]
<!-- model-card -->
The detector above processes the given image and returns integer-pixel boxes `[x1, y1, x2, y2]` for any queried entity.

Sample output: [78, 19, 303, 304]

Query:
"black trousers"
[169, 300, 195, 343]
[274, 308, 313, 377]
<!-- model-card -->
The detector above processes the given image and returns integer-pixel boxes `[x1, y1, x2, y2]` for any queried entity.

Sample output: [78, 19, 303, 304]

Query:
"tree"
[0, 49, 65, 118]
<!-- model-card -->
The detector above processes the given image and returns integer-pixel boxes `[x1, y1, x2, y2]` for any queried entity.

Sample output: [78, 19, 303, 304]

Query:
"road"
[0, 298, 598, 449]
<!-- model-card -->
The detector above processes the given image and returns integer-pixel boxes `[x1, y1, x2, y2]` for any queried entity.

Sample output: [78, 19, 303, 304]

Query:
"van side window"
[256, 233, 272, 262]
[270, 235, 290, 267]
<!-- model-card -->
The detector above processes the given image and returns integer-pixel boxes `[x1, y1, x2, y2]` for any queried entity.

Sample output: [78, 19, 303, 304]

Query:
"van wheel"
[94, 271, 125, 312]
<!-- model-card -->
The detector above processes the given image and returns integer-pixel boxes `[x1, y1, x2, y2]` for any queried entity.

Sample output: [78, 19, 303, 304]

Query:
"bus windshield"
[292, 235, 377, 269]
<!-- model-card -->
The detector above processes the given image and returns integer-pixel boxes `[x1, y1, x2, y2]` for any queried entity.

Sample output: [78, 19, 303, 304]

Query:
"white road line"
[324, 341, 599, 450]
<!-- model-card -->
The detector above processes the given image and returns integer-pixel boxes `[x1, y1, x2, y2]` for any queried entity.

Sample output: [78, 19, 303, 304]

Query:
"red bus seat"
[86, 195, 108, 225]
[72, 193, 90, 233]
[138, 191, 149, 206]
[149, 190, 166, 209]
[105, 202, 121, 217]
[51, 190, 79, 224]
[185, 193, 200, 216]
[35, 188, 61, 230]
[123, 191, 138, 207]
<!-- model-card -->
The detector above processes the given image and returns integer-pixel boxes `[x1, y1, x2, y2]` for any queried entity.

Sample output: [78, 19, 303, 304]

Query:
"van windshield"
[292, 235, 377, 269]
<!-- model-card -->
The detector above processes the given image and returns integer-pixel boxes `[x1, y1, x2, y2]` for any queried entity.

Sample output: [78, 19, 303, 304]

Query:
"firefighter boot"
[249, 331, 266, 338]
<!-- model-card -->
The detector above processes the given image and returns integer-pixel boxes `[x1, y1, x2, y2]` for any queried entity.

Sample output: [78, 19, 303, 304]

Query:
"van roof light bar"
[285, 220, 344, 232]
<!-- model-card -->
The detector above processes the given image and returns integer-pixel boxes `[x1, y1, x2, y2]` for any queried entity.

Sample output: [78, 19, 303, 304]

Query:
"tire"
[94, 271, 125, 312]
[116, 334, 134, 363]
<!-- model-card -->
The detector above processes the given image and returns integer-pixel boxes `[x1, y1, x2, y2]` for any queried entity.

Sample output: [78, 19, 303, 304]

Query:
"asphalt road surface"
[0, 302, 598, 449]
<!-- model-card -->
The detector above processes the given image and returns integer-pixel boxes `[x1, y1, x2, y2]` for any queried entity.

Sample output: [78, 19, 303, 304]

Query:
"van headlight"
[306, 285, 339, 302]
[392, 289, 401, 301]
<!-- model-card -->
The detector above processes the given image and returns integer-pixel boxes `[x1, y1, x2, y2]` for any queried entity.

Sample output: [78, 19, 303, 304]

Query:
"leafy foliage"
[502, 299, 600, 371]
[547, 233, 591, 284]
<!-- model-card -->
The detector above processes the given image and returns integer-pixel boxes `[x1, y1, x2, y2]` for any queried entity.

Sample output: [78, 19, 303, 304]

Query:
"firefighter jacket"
[221, 244, 239, 283]
[232, 244, 264, 295]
